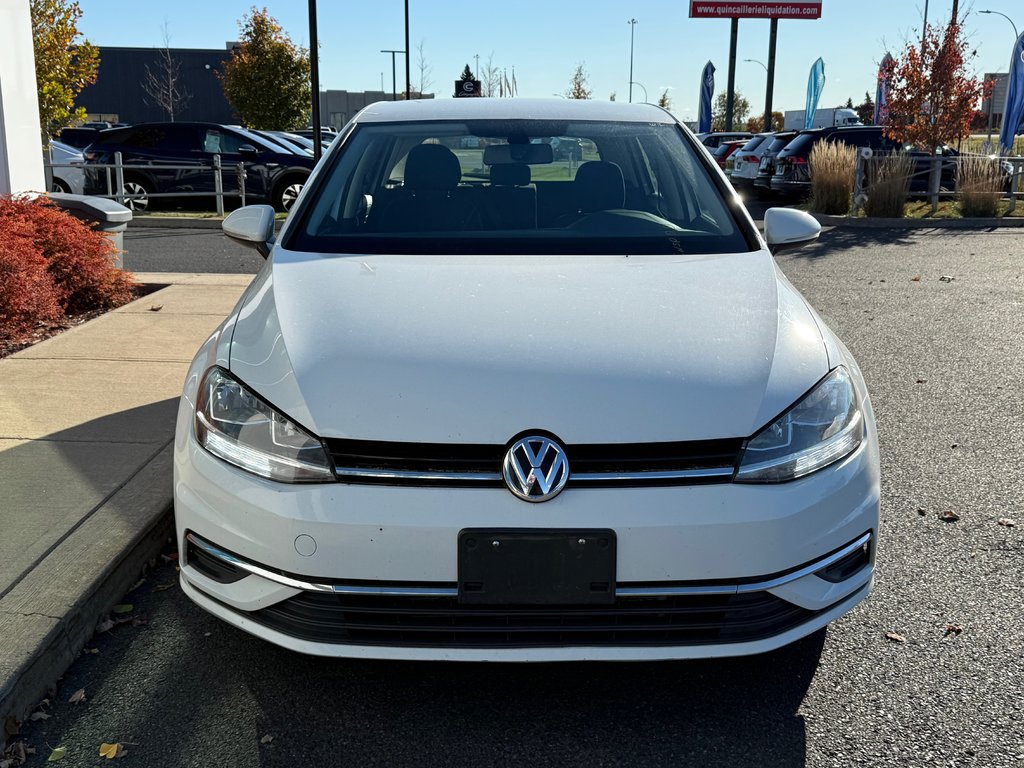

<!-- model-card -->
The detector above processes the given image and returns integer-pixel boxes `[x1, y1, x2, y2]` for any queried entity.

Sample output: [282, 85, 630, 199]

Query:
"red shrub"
[0, 219, 62, 342]
[0, 196, 135, 316]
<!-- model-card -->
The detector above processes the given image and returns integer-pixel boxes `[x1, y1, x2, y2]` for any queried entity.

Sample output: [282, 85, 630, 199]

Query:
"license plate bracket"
[458, 529, 616, 605]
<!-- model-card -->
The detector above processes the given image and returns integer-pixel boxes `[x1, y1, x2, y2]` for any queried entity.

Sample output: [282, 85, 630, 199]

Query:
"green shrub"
[863, 153, 914, 218]
[809, 141, 857, 215]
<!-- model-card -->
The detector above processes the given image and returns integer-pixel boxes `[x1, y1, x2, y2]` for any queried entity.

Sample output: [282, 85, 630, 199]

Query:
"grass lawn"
[960, 135, 1024, 156]
[903, 200, 1024, 218]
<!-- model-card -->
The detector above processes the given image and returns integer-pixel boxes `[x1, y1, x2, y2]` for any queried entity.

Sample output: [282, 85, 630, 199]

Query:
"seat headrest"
[490, 163, 531, 187]
[574, 161, 625, 212]
[404, 144, 461, 191]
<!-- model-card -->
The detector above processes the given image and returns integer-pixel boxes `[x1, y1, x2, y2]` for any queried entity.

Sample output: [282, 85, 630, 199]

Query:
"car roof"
[352, 98, 677, 125]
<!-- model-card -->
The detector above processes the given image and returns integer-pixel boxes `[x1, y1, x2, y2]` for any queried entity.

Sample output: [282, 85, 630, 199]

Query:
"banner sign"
[698, 61, 716, 134]
[874, 53, 893, 126]
[689, 1, 822, 19]
[999, 31, 1024, 153]
[804, 58, 826, 129]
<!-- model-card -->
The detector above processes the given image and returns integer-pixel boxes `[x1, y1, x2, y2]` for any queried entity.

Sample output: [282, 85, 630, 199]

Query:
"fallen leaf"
[885, 631, 907, 643]
[86, 648, 100, 655]
[998, 518, 1016, 527]
[203, 632, 211, 637]
[910, 275, 921, 282]
[938, 511, 960, 522]
[915, 378, 927, 384]
[260, 735, 274, 744]
[47, 746, 67, 762]
[129, 578, 146, 592]
[68, 688, 87, 705]
[99, 743, 119, 759]
[152, 582, 175, 592]
[917, 508, 927, 516]
[95, 618, 115, 634]
[944, 623, 963, 636]
[38, 699, 50, 709]
[29, 712, 50, 722]
[939, 275, 955, 283]
[148, 305, 163, 312]
[110, 604, 133, 614]
[160, 553, 179, 563]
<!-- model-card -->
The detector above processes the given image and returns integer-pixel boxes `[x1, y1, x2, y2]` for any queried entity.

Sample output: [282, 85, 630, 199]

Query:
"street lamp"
[630, 81, 648, 103]
[380, 49, 405, 100]
[744, 58, 768, 73]
[628, 18, 637, 103]
[978, 9, 1019, 40]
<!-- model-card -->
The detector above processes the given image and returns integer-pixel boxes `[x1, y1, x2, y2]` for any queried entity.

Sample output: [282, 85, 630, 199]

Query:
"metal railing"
[851, 149, 1024, 217]
[44, 152, 248, 216]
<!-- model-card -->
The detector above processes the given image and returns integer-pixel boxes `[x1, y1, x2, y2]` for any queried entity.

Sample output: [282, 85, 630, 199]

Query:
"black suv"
[752, 131, 797, 198]
[82, 122, 316, 212]
[772, 126, 901, 198]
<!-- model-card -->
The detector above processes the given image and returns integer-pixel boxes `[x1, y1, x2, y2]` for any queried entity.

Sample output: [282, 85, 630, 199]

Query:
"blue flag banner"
[804, 58, 826, 130]
[999, 32, 1024, 154]
[874, 53, 893, 126]
[698, 61, 715, 134]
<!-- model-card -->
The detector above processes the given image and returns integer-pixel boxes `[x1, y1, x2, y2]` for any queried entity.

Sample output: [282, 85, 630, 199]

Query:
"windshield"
[289, 119, 755, 256]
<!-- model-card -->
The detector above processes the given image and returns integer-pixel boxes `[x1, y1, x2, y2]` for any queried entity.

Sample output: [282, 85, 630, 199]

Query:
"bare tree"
[609, 92, 617, 102]
[142, 23, 190, 121]
[657, 89, 671, 110]
[481, 53, 501, 98]
[416, 39, 432, 97]
[565, 63, 591, 100]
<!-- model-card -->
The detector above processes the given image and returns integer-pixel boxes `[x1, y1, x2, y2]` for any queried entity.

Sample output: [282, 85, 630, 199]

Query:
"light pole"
[979, 9, 1019, 39]
[630, 81, 648, 103]
[744, 58, 768, 72]
[628, 18, 637, 103]
[922, 0, 929, 55]
[308, 0, 321, 162]
[404, 0, 410, 100]
[381, 49, 405, 100]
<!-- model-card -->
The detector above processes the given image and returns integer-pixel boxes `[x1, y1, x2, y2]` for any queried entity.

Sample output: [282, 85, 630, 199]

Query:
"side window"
[201, 129, 249, 154]
[158, 126, 197, 152]
[125, 127, 167, 149]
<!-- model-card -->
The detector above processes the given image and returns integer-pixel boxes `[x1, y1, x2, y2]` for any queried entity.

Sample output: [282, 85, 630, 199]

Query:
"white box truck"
[784, 108, 862, 131]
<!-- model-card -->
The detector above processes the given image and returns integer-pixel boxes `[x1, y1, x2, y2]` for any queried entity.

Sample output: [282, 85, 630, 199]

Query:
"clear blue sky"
[75, 0, 1020, 121]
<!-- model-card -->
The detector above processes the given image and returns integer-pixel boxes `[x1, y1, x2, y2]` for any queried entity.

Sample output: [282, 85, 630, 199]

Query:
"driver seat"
[554, 161, 626, 226]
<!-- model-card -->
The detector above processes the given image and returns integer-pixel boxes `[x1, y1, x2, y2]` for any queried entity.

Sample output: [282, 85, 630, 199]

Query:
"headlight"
[194, 367, 334, 483]
[735, 366, 863, 483]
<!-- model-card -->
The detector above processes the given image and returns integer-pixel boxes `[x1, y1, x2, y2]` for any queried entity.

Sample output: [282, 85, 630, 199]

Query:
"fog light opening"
[817, 538, 871, 584]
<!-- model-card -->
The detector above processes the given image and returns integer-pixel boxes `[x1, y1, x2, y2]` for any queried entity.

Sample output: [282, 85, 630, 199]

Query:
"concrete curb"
[812, 213, 1024, 229]
[0, 443, 175, 725]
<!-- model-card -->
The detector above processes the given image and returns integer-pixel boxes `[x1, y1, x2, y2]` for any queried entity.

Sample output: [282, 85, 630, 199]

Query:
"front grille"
[324, 437, 743, 488]
[246, 591, 818, 648]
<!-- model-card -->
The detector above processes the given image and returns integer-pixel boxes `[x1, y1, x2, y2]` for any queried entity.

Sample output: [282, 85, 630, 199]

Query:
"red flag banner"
[689, 1, 822, 19]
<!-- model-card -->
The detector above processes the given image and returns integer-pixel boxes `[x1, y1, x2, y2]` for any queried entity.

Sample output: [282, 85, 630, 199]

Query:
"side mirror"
[223, 204, 276, 259]
[763, 208, 821, 255]
[237, 144, 259, 157]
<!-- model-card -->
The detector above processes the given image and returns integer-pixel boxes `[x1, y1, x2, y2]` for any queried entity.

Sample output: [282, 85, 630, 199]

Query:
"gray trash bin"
[48, 193, 133, 268]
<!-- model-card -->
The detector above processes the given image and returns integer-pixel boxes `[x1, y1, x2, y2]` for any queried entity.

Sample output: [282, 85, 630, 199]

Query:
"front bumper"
[174, 401, 880, 660]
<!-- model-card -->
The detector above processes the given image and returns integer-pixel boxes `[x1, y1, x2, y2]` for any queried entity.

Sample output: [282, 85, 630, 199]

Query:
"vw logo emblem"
[502, 435, 569, 502]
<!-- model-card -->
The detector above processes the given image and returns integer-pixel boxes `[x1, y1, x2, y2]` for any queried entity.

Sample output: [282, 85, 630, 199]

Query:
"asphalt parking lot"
[15, 225, 1024, 767]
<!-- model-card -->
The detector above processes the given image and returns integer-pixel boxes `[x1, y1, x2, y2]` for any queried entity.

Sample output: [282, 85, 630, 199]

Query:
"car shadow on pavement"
[793, 227, 917, 258]
[239, 628, 826, 768]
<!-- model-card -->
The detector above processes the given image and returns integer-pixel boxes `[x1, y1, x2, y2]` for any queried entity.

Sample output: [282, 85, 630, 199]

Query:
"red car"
[712, 139, 746, 170]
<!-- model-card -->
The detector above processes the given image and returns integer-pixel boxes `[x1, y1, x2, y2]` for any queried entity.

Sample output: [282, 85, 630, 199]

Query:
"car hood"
[228, 248, 829, 443]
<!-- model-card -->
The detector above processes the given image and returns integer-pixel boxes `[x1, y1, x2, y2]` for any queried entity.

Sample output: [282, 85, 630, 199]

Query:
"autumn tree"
[856, 92, 875, 125]
[142, 23, 191, 121]
[31, 0, 99, 140]
[657, 89, 672, 110]
[880, 21, 985, 151]
[746, 112, 784, 132]
[565, 63, 591, 100]
[220, 7, 311, 130]
[711, 91, 750, 131]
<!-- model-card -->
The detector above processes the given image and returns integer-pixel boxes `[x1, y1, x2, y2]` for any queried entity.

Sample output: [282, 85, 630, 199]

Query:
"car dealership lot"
[16, 226, 1024, 767]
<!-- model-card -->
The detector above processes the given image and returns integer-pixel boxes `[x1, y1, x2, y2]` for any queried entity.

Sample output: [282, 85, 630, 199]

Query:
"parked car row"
[74, 122, 320, 212]
[708, 125, 979, 200]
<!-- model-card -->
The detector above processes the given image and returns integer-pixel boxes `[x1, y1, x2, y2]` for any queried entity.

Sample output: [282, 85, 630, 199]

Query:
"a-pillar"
[0, 0, 45, 195]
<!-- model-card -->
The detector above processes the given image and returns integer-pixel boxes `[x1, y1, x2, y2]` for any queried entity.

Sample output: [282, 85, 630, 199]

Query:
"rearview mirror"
[238, 144, 259, 156]
[763, 208, 821, 255]
[483, 143, 554, 166]
[223, 204, 276, 259]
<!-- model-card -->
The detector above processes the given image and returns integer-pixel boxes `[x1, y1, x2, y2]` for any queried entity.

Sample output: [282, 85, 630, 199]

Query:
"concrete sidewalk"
[0, 273, 252, 724]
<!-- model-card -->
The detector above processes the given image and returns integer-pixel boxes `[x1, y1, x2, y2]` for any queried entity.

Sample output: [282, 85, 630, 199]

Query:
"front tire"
[273, 175, 307, 212]
[51, 178, 71, 194]
[121, 177, 151, 212]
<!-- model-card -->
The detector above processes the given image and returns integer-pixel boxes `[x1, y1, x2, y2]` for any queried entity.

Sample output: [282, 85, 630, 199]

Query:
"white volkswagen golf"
[174, 98, 879, 661]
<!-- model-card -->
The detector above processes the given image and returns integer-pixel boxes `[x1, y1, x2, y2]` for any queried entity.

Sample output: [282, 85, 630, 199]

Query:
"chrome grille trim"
[333, 467, 503, 483]
[185, 531, 872, 599]
[571, 467, 735, 482]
